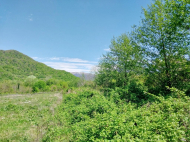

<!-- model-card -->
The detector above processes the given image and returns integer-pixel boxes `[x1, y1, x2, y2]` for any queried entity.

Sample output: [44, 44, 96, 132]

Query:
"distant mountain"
[0, 50, 78, 81]
[71, 72, 95, 80]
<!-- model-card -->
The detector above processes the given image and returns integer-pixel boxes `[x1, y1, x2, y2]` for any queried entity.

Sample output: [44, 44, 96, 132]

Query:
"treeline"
[95, 0, 190, 98]
[0, 74, 96, 94]
[0, 76, 72, 94]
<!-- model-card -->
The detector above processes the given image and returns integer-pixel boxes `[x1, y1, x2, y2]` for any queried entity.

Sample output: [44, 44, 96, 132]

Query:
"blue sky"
[0, 0, 152, 72]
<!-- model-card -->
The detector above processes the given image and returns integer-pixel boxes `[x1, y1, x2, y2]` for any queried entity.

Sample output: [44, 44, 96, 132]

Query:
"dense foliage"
[132, 0, 190, 94]
[95, 0, 190, 96]
[95, 34, 143, 89]
[43, 88, 190, 141]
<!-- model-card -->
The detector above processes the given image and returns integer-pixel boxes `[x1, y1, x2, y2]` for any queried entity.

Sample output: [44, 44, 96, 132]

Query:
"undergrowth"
[43, 87, 190, 142]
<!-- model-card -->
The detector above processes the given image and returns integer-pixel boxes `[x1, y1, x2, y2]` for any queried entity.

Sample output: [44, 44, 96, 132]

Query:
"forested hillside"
[0, 50, 79, 94]
[0, 50, 77, 81]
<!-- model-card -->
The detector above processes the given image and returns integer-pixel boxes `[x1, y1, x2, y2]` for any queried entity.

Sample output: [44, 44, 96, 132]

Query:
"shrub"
[59, 81, 68, 89]
[50, 85, 57, 92]
[24, 75, 37, 87]
[68, 79, 79, 87]
[45, 86, 50, 92]
[32, 86, 39, 93]
[33, 80, 46, 91]
[43, 88, 190, 141]
[46, 79, 59, 86]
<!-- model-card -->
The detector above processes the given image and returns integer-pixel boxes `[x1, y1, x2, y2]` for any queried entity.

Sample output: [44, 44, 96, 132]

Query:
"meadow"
[0, 92, 62, 142]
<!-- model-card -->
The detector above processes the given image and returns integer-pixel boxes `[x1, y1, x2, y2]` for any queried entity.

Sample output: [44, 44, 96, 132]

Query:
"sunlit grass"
[0, 92, 62, 142]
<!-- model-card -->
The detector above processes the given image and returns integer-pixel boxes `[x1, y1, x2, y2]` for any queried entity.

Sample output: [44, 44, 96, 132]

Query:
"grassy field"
[0, 92, 62, 142]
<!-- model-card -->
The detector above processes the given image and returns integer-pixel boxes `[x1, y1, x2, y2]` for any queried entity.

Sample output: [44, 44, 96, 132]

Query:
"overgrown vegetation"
[43, 88, 190, 141]
[0, 77, 79, 94]
[1, 0, 190, 141]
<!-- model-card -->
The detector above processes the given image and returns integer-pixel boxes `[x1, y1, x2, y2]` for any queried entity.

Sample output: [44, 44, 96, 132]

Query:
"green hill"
[0, 50, 78, 81]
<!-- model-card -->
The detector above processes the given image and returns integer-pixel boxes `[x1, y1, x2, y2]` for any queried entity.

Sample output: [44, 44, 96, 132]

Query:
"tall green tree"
[95, 34, 143, 89]
[132, 0, 190, 94]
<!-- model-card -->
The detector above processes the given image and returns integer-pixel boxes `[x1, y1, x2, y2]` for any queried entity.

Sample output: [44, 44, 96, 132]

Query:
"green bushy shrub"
[102, 79, 149, 105]
[46, 79, 58, 86]
[33, 80, 46, 91]
[43, 88, 190, 141]
[45, 86, 50, 92]
[32, 86, 39, 93]
[68, 79, 80, 87]
[59, 81, 68, 89]
[24, 75, 37, 87]
[50, 85, 57, 92]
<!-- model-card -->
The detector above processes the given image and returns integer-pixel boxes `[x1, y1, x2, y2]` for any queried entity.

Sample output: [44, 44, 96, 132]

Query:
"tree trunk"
[162, 41, 172, 90]
[124, 64, 127, 87]
[161, 34, 171, 88]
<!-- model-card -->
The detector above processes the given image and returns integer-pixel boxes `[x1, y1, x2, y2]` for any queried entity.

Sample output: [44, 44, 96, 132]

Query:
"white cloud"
[28, 14, 33, 21]
[32, 57, 40, 60]
[32, 56, 97, 72]
[49, 57, 89, 63]
[50, 57, 60, 60]
[29, 18, 33, 21]
[43, 62, 95, 73]
[32, 56, 97, 63]
[104, 48, 110, 51]
[63, 57, 89, 63]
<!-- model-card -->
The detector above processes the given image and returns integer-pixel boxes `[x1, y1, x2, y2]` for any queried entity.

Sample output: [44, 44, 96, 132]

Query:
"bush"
[33, 80, 46, 91]
[50, 85, 57, 92]
[24, 75, 37, 87]
[59, 81, 68, 89]
[46, 79, 59, 86]
[127, 79, 148, 103]
[43, 88, 190, 142]
[102, 79, 149, 105]
[45, 86, 50, 92]
[68, 79, 79, 87]
[0, 81, 14, 94]
[32, 86, 39, 93]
